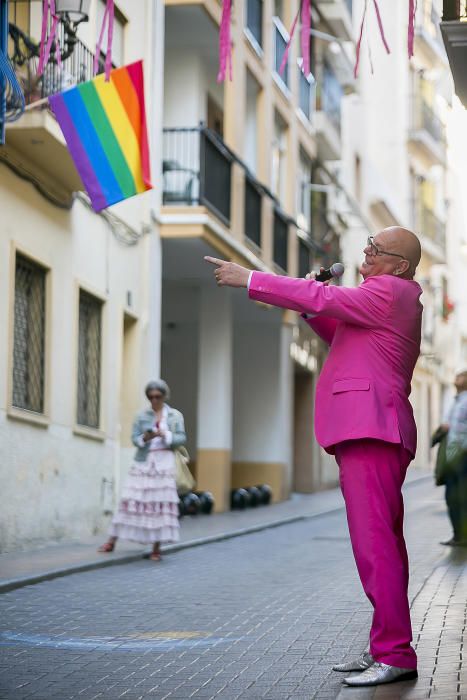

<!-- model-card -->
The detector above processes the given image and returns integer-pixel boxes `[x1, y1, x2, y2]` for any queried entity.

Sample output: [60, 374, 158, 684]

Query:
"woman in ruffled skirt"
[98, 380, 186, 561]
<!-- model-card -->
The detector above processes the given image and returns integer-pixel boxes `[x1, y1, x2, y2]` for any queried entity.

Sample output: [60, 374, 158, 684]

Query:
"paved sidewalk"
[0, 468, 431, 593]
[0, 475, 464, 699]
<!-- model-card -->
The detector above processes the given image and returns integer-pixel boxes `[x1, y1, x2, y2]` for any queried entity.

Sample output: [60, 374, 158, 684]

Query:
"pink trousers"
[334, 439, 417, 670]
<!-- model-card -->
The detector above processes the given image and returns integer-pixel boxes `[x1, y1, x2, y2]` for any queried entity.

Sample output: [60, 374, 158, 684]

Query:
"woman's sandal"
[149, 552, 161, 561]
[97, 541, 115, 553]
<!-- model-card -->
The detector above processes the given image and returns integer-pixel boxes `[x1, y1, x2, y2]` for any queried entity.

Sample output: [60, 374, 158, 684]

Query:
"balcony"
[314, 63, 342, 160]
[162, 126, 312, 276]
[163, 127, 233, 226]
[414, 0, 448, 67]
[421, 206, 446, 251]
[315, 0, 353, 41]
[441, 1, 467, 107]
[408, 98, 446, 166]
[4, 18, 98, 199]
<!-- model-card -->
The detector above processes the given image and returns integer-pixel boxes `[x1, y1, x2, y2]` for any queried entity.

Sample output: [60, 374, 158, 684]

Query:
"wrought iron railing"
[9, 15, 99, 106]
[412, 98, 446, 144]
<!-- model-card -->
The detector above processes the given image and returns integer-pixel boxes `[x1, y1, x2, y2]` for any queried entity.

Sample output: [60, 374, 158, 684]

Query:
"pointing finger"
[204, 256, 226, 266]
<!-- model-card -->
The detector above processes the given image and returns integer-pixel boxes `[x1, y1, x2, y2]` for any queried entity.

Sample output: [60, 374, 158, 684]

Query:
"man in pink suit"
[205, 226, 423, 687]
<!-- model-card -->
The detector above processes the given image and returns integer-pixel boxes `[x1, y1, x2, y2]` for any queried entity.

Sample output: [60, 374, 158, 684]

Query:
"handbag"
[174, 446, 195, 494]
[434, 435, 466, 486]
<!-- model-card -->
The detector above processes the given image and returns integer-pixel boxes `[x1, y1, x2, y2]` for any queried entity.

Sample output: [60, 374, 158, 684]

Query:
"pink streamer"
[217, 0, 232, 83]
[279, 7, 300, 77]
[94, 0, 114, 81]
[372, 0, 391, 55]
[408, 0, 416, 58]
[301, 0, 311, 76]
[354, 0, 368, 79]
[37, 0, 60, 76]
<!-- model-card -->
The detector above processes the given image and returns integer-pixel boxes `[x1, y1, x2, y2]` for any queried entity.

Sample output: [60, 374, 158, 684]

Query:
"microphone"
[315, 262, 345, 282]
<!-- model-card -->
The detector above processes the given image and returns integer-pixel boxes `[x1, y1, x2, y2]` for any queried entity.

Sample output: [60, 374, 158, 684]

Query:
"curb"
[0, 473, 432, 594]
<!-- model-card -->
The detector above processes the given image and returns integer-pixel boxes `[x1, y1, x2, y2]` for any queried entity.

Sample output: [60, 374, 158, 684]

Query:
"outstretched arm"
[204, 257, 393, 329]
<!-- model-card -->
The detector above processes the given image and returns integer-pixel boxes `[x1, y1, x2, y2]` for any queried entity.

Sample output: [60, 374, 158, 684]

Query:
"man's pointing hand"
[204, 256, 251, 288]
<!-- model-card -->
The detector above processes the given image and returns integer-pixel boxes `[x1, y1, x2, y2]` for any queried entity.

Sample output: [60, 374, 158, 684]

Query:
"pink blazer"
[249, 272, 423, 456]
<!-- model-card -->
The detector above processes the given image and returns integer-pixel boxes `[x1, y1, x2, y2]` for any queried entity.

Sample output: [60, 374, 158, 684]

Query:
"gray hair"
[145, 379, 170, 400]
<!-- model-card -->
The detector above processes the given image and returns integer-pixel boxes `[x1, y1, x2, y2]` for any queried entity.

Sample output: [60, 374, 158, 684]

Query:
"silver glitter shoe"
[344, 662, 418, 686]
[332, 651, 374, 672]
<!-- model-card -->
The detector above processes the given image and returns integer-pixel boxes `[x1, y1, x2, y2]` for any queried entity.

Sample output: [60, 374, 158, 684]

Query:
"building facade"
[0, 0, 164, 550]
[2, 0, 465, 549]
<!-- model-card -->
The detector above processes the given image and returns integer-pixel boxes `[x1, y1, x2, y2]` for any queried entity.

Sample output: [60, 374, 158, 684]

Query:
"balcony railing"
[412, 98, 446, 144]
[163, 127, 326, 274]
[273, 208, 289, 271]
[244, 175, 262, 248]
[420, 206, 446, 250]
[163, 127, 233, 225]
[9, 20, 98, 107]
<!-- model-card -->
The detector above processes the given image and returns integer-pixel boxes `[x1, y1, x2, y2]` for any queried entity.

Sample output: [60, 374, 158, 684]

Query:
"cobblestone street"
[1, 478, 466, 700]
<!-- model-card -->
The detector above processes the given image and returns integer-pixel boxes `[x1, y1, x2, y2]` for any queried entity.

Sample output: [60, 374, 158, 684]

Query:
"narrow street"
[1, 478, 465, 700]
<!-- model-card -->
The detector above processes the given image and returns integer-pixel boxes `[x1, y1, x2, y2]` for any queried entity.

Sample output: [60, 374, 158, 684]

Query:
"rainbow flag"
[49, 60, 152, 212]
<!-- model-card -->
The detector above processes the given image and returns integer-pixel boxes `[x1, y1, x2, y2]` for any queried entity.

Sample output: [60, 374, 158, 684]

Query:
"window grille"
[12, 255, 46, 413]
[77, 290, 102, 428]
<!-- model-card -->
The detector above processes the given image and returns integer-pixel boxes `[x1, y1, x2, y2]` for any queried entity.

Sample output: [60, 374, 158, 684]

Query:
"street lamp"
[55, 0, 91, 24]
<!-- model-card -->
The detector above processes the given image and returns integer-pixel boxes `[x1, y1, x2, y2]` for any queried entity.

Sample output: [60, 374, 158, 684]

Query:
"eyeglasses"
[148, 393, 163, 400]
[366, 236, 406, 259]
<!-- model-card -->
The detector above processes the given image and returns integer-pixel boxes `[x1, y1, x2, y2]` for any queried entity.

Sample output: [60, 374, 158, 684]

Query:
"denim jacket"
[131, 405, 187, 462]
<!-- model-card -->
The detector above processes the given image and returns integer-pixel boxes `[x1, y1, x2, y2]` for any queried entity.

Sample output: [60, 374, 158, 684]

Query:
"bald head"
[377, 227, 421, 279]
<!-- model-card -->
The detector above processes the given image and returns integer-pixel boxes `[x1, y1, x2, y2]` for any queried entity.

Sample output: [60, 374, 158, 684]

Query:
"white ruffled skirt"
[109, 449, 180, 544]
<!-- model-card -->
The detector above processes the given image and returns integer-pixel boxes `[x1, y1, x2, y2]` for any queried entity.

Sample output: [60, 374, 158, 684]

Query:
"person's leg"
[444, 474, 460, 542]
[98, 536, 117, 552]
[335, 439, 417, 670]
[456, 456, 467, 543]
[150, 541, 161, 561]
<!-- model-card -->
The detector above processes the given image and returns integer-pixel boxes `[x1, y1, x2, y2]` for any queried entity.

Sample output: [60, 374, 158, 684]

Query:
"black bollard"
[230, 488, 250, 510]
[183, 492, 200, 515]
[247, 486, 262, 507]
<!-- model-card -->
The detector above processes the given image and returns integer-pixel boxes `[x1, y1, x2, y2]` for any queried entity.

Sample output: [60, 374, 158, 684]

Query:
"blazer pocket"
[332, 378, 370, 394]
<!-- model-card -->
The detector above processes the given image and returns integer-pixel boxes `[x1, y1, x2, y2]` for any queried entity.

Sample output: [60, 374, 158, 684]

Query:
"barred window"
[77, 290, 102, 428]
[12, 255, 47, 413]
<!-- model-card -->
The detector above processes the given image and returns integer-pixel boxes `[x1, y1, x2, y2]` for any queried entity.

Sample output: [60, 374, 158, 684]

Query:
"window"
[96, 1, 126, 67]
[297, 150, 312, 233]
[77, 290, 103, 429]
[12, 255, 47, 413]
[245, 70, 259, 174]
[272, 112, 287, 203]
[246, 0, 263, 49]
[273, 17, 289, 88]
